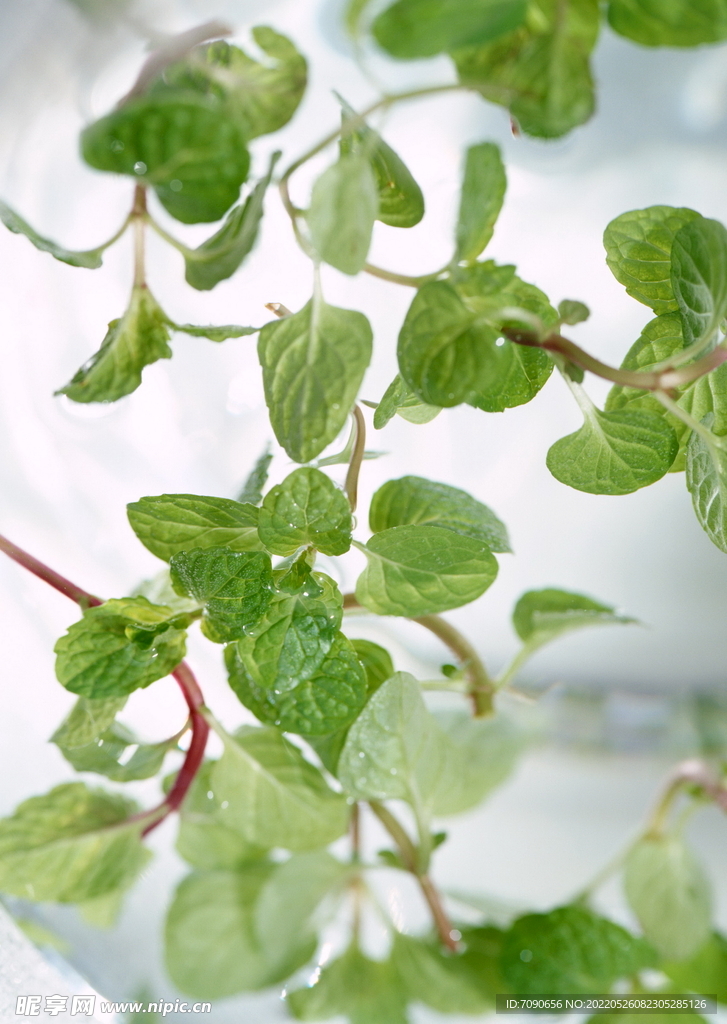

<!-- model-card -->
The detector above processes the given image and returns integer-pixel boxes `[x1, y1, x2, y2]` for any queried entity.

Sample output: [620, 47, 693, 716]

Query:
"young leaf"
[55, 720, 178, 782]
[355, 524, 498, 616]
[57, 285, 172, 404]
[453, 0, 600, 139]
[171, 322, 258, 341]
[608, 0, 727, 47]
[662, 932, 727, 1003]
[604, 206, 700, 315]
[210, 726, 350, 850]
[0, 201, 106, 269]
[370, 474, 510, 552]
[559, 299, 590, 325]
[513, 589, 636, 648]
[184, 154, 278, 291]
[624, 834, 713, 961]
[258, 467, 353, 555]
[170, 548, 273, 642]
[51, 695, 128, 749]
[81, 93, 250, 224]
[307, 155, 379, 275]
[0, 782, 149, 902]
[372, 374, 441, 428]
[686, 427, 727, 552]
[455, 142, 507, 263]
[127, 493, 262, 562]
[671, 217, 727, 346]
[546, 407, 679, 495]
[238, 447, 273, 506]
[392, 932, 493, 1013]
[372, 0, 527, 58]
[54, 597, 187, 699]
[258, 297, 373, 463]
[501, 905, 655, 994]
[287, 944, 408, 1024]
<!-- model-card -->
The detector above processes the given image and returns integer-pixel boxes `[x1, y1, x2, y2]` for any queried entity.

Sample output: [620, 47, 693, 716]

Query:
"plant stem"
[654, 390, 722, 451]
[345, 406, 367, 513]
[369, 800, 458, 951]
[145, 213, 194, 258]
[132, 185, 147, 288]
[0, 533, 102, 608]
[362, 262, 446, 288]
[645, 758, 727, 837]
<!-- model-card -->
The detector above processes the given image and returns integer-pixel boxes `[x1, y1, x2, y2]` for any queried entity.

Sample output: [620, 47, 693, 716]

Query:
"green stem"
[654, 390, 723, 453]
[145, 212, 195, 259]
[345, 406, 367, 513]
[362, 262, 447, 288]
[132, 185, 147, 288]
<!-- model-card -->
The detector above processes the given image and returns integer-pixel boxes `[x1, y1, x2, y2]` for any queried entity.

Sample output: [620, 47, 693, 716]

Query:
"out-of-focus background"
[1, 0, 727, 1019]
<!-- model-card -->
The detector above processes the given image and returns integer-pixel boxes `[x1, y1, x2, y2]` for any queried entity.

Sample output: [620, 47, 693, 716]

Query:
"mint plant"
[1, 2, 727, 1019]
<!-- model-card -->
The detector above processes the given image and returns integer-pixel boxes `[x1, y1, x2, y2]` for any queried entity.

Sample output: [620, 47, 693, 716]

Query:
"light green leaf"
[559, 299, 590, 325]
[287, 944, 408, 1024]
[608, 0, 727, 47]
[78, 887, 126, 929]
[355, 524, 498, 616]
[392, 932, 492, 1013]
[501, 905, 655, 994]
[258, 297, 373, 463]
[81, 93, 249, 224]
[604, 206, 701, 316]
[258, 467, 352, 555]
[127, 493, 262, 562]
[513, 588, 636, 648]
[55, 720, 178, 782]
[662, 932, 727, 1003]
[345, 0, 378, 36]
[455, 142, 507, 262]
[57, 285, 172, 404]
[453, 0, 600, 139]
[238, 447, 273, 505]
[307, 155, 379, 275]
[171, 322, 258, 341]
[165, 865, 313, 1000]
[184, 154, 278, 291]
[210, 726, 350, 850]
[0, 201, 105, 268]
[372, 375, 441, 428]
[671, 217, 727, 346]
[370, 474, 510, 552]
[0, 782, 149, 903]
[170, 547, 273, 642]
[51, 695, 127, 749]
[546, 406, 678, 495]
[625, 834, 713, 961]
[685, 425, 727, 552]
[54, 597, 187, 699]
[373, 0, 527, 58]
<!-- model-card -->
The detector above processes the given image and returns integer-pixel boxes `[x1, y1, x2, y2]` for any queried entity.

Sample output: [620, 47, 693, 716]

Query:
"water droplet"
[170, 179, 183, 192]
[221, 800, 229, 809]
[495, 337, 505, 347]
[111, 140, 124, 152]
[206, 791, 214, 800]
[389, 768, 397, 775]
[520, 949, 533, 963]
[134, 161, 147, 175]
[358, 751, 365, 758]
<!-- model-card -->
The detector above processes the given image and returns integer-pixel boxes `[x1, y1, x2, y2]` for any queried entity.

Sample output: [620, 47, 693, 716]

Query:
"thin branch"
[646, 758, 727, 837]
[132, 185, 147, 288]
[0, 533, 101, 608]
[362, 262, 446, 288]
[345, 406, 367, 513]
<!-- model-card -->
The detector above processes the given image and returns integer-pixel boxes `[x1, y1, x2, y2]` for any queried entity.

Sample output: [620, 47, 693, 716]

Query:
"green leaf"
[171, 322, 258, 341]
[603, 206, 701, 316]
[307, 155, 379, 275]
[373, 0, 527, 58]
[210, 726, 350, 850]
[0, 782, 149, 902]
[54, 720, 178, 782]
[624, 834, 713, 961]
[54, 597, 187, 699]
[686, 426, 727, 552]
[127, 493, 262, 562]
[287, 944, 408, 1024]
[158, 31, 307, 142]
[165, 865, 314, 1000]
[81, 93, 250, 224]
[258, 297, 373, 463]
[78, 887, 126, 928]
[51, 695, 127, 749]
[501, 905, 655, 994]
[392, 932, 493, 1013]
[513, 588, 636, 648]
[170, 548, 273, 643]
[370, 475, 511, 552]
[355, 524, 498, 616]
[238, 447, 273, 505]
[559, 299, 590, 325]
[671, 217, 727, 346]
[0, 201, 106, 268]
[546, 406, 678, 495]
[57, 285, 172, 403]
[662, 932, 727, 1002]
[453, 0, 600, 139]
[345, 0, 377, 36]
[608, 0, 727, 47]
[258, 467, 353, 555]
[184, 154, 278, 291]
[455, 142, 507, 262]
[372, 374, 441, 428]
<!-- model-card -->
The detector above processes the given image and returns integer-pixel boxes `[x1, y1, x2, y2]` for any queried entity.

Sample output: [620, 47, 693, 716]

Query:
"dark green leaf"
[686, 424, 727, 552]
[373, 0, 527, 58]
[370, 475, 510, 552]
[453, 0, 600, 139]
[501, 905, 655, 994]
[559, 299, 590, 325]
[51, 695, 127, 749]
[392, 932, 493, 1013]
[238, 447, 273, 505]
[55, 720, 178, 782]
[662, 932, 727, 1002]
[57, 285, 172, 403]
[127, 493, 262, 562]
[258, 467, 352, 555]
[546, 406, 678, 494]
[54, 597, 187, 699]
[513, 588, 636, 646]
[455, 142, 506, 262]
[372, 374, 441, 428]
[170, 548, 273, 642]
[608, 0, 727, 47]
[81, 93, 249, 224]
[671, 217, 727, 346]
[355, 524, 498, 616]
[603, 206, 700, 316]
[0, 201, 105, 268]
[307, 155, 379, 275]
[171, 323, 258, 341]
[258, 297, 373, 463]
[0, 782, 149, 902]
